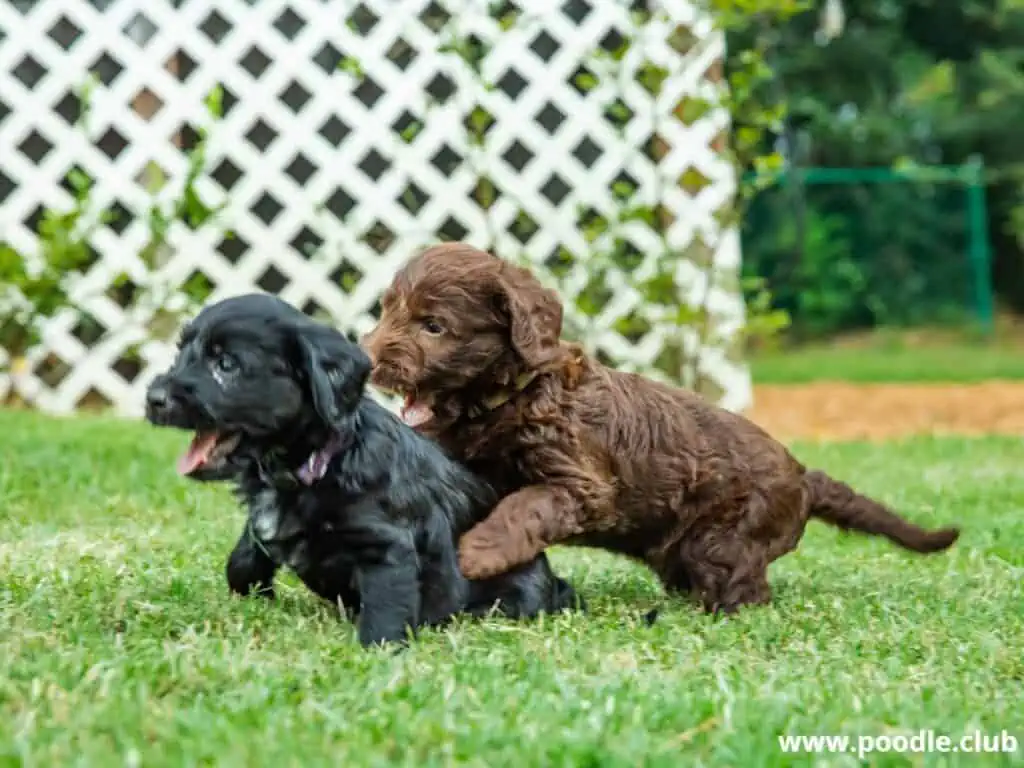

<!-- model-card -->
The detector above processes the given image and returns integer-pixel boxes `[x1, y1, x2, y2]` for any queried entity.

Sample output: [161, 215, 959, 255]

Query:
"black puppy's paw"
[356, 620, 415, 650]
[552, 577, 587, 614]
[228, 579, 276, 600]
[226, 534, 278, 600]
[226, 563, 276, 599]
[353, 546, 421, 649]
[465, 558, 585, 620]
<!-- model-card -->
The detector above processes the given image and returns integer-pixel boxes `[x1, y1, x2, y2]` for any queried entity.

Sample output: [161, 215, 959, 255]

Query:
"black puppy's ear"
[291, 322, 370, 428]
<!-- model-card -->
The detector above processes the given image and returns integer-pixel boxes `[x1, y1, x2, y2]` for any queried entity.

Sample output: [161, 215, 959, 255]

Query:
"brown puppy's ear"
[493, 264, 564, 369]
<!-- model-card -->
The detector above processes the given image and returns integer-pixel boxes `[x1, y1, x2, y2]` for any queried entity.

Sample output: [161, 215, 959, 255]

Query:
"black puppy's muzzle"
[145, 373, 204, 429]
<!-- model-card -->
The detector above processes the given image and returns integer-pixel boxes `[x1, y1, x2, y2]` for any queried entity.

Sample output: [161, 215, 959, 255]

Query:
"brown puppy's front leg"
[457, 485, 585, 580]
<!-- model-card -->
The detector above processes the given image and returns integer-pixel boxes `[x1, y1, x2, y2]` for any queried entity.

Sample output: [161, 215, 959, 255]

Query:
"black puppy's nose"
[146, 384, 170, 410]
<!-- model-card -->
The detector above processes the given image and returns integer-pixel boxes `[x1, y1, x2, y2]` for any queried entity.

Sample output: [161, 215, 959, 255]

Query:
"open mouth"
[376, 386, 435, 428]
[176, 430, 243, 477]
[400, 393, 435, 428]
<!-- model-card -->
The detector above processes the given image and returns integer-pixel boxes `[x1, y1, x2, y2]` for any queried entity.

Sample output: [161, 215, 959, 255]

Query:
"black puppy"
[144, 293, 582, 646]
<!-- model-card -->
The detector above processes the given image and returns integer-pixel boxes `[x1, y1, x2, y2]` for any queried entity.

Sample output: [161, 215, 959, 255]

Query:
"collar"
[467, 371, 539, 418]
[257, 431, 346, 488]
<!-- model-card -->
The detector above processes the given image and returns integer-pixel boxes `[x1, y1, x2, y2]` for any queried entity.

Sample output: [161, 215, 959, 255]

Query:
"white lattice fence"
[0, 0, 751, 416]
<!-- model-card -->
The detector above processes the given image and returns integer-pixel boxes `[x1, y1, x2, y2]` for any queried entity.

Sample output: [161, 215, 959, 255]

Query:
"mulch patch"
[749, 381, 1024, 441]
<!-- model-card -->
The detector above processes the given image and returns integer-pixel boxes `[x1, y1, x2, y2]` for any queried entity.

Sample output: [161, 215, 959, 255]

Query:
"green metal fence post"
[965, 156, 995, 334]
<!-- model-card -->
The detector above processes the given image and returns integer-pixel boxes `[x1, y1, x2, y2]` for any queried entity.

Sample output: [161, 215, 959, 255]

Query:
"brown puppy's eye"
[422, 318, 444, 335]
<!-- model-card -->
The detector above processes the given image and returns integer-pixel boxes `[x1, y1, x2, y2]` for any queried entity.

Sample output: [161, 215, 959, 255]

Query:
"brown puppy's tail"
[804, 470, 959, 553]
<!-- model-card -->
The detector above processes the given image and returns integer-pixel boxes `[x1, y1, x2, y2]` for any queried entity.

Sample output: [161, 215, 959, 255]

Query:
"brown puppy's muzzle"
[361, 329, 421, 395]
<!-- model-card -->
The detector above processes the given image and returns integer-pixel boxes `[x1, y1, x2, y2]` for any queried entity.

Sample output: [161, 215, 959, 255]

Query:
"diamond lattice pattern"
[0, 0, 750, 415]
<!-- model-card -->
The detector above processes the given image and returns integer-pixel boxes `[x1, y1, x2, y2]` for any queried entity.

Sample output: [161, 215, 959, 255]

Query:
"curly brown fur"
[361, 244, 961, 616]
[144, 292, 583, 647]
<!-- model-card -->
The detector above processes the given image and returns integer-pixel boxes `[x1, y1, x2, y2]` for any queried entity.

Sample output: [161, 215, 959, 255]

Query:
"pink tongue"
[400, 399, 434, 428]
[176, 431, 219, 476]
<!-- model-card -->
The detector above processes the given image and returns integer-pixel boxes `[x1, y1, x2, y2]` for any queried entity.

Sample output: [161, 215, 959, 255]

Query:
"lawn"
[751, 326, 1024, 384]
[1, 410, 1022, 767]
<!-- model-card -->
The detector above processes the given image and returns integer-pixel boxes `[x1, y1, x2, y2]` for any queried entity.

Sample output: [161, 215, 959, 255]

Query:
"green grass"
[1, 410, 1022, 767]
[751, 330, 1024, 384]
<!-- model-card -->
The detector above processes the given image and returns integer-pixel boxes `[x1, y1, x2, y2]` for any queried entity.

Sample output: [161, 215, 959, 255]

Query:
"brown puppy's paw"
[458, 539, 505, 580]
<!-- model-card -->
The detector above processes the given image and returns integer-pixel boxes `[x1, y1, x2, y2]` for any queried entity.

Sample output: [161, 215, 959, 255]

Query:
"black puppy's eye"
[422, 318, 444, 335]
[214, 354, 238, 374]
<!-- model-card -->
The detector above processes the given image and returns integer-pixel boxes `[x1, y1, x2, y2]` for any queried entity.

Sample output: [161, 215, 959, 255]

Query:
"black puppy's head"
[145, 293, 369, 479]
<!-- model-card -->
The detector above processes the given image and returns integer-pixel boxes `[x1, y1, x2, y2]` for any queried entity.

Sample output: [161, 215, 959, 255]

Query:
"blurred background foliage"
[729, 0, 1024, 339]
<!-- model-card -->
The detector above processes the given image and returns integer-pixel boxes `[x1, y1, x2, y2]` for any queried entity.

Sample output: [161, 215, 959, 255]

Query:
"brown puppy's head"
[361, 243, 564, 427]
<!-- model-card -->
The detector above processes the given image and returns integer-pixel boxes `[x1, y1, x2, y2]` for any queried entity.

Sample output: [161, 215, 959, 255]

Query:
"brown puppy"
[361, 243, 960, 614]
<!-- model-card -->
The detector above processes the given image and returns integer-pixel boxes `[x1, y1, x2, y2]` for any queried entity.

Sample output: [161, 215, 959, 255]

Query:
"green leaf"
[338, 56, 365, 79]
[399, 120, 423, 143]
[204, 85, 224, 119]
[574, 72, 599, 92]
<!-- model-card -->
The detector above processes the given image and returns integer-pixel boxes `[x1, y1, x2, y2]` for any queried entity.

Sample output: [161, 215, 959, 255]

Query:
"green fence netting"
[741, 164, 994, 338]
